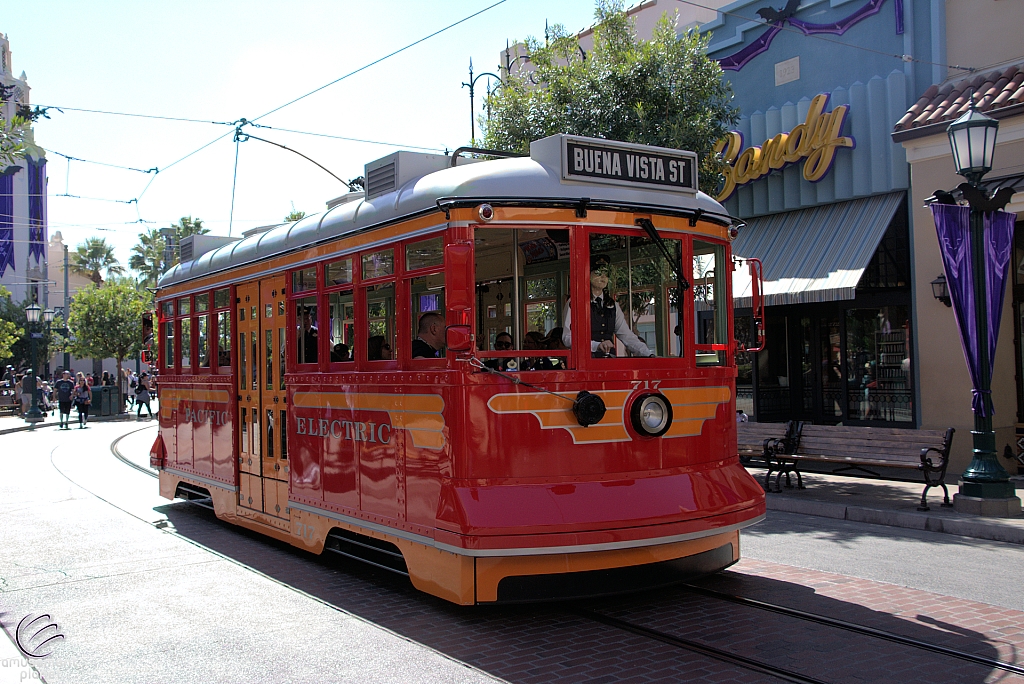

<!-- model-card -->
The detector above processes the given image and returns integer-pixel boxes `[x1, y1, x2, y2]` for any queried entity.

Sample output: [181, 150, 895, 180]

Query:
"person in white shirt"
[562, 253, 655, 358]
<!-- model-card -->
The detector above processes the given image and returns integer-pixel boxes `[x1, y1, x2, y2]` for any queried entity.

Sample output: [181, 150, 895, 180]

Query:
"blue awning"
[732, 192, 904, 307]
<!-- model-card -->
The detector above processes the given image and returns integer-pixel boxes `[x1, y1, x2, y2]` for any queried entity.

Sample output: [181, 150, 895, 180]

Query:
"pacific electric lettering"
[296, 416, 392, 443]
[184, 407, 230, 425]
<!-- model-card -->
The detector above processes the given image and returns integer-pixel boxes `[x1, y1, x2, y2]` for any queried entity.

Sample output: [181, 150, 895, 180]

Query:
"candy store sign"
[715, 93, 855, 201]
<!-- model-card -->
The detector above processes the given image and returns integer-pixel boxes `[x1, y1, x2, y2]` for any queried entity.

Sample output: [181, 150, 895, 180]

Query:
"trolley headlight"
[630, 393, 672, 437]
[478, 203, 495, 222]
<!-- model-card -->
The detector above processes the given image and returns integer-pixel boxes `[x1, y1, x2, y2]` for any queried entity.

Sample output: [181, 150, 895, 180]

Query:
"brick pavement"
[162, 502, 1024, 683]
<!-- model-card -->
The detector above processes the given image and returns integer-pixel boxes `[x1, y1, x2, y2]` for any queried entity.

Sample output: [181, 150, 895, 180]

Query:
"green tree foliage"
[0, 86, 31, 166]
[284, 210, 306, 222]
[0, 286, 22, 364]
[482, 0, 738, 194]
[0, 287, 51, 370]
[129, 227, 166, 289]
[67, 282, 147, 408]
[72, 237, 125, 286]
[173, 215, 208, 239]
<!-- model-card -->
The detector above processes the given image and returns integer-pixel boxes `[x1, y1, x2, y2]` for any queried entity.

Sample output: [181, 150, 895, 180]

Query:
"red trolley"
[151, 134, 766, 604]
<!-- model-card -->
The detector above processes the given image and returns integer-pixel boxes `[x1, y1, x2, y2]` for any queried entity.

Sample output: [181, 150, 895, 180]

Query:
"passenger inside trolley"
[297, 306, 318, 364]
[411, 312, 444, 359]
[367, 335, 391, 360]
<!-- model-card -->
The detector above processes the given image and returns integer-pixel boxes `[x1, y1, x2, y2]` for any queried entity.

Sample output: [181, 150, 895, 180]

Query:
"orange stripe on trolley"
[487, 391, 631, 444]
[662, 387, 731, 438]
[293, 392, 446, 451]
[159, 388, 233, 410]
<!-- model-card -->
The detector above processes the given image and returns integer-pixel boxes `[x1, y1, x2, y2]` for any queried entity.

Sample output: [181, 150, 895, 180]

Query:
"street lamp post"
[461, 58, 502, 146]
[23, 303, 44, 424]
[933, 100, 1020, 515]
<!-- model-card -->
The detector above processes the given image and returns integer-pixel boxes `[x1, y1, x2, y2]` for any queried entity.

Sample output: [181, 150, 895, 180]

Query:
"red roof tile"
[893, 63, 1024, 137]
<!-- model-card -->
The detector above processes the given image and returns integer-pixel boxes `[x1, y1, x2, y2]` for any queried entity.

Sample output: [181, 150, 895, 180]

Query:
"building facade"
[0, 32, 48, 307]
[701, 0, 1022, 474]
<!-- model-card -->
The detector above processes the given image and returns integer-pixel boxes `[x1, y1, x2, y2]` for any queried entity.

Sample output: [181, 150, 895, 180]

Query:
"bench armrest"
[919, 427, 955, 480]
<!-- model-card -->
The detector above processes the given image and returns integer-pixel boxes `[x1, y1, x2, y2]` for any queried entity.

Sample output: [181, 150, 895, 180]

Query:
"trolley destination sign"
[561, 137, 698, 194]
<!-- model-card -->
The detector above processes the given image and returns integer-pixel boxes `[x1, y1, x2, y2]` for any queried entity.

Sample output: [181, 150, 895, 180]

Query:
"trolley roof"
[159, 134, 734, 288]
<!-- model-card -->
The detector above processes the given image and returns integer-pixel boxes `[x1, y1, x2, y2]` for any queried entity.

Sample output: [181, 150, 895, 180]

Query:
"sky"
[4, 0, 599, 269]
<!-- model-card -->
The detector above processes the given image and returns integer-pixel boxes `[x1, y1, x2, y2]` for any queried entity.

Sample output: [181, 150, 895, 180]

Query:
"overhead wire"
[247, 123, 446, 153]
[44, 148, 157, 174]
[32, 104, 235, 127]
[250, 0, 510, 123]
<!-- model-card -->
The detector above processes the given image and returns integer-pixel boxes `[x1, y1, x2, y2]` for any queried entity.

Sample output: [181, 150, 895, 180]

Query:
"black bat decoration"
[756, 0, 801, 24]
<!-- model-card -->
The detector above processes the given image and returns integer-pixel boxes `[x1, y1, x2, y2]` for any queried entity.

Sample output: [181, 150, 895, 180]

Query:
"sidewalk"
[749, 466, 1024, 545]
[0, 400, 159, 436]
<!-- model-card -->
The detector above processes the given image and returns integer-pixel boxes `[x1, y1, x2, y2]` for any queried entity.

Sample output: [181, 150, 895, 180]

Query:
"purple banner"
[0, 173, 13, 277]
[28, 159, 45, 263]
[931, 204, 1017, 416]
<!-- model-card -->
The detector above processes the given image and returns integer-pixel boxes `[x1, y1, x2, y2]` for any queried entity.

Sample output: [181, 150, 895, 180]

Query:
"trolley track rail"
[579, 608, 830, 684]
[680, 583, 1024, 676]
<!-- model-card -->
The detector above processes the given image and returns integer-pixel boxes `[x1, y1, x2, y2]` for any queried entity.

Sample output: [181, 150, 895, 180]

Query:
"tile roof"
[893, 63, 1024, 140]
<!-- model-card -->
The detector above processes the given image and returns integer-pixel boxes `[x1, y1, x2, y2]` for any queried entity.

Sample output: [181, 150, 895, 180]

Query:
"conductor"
[562, 253, 654, 358]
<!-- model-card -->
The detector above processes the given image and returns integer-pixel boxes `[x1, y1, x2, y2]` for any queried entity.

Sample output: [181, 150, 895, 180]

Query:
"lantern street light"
[23, 303, 44, 424]
[461, 58, 503, 147]
[932, 98, 1020, 514]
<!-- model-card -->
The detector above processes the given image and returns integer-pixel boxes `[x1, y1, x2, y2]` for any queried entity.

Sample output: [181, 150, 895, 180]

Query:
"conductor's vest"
[591, 297, 616, 343]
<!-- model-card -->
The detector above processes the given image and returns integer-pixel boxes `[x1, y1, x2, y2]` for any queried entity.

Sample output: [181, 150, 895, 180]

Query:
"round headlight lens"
[630, 393, 672, 437]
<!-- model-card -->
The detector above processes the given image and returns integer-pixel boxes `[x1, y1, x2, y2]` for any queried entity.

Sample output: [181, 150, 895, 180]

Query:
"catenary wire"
[247, 124, 446, 153]
[32, 104, 235, 127]
[250, 0, 510, 123]
[44, 148, 157, 174]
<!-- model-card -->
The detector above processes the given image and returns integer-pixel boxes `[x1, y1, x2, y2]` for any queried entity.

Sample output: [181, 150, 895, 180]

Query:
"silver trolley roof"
[159, 134, 735, 289]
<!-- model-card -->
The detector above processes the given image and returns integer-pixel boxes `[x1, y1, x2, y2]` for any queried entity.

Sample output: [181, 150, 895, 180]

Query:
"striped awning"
[732, 192, 904, 308]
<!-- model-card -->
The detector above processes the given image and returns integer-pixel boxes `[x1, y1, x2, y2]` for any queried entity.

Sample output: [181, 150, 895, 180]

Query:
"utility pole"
[63, 243, 70, 371]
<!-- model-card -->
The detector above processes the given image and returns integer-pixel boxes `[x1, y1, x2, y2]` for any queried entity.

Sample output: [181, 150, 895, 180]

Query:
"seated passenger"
[484, 331, 514, 371]
[367, 336, 392, 361]
[331, 343, 350, 362]
[562, 254, 654, 358]
[521, 331, 555, 371]
[412, 312, 444, 359]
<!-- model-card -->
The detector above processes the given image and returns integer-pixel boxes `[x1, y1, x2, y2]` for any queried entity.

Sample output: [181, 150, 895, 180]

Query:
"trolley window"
[328, 290, 355, 363]
[693, 240, 728, 366]
[163, 320, 175, 370]
[362, 249, 394, 280]
[325, 257, 353, 286]
[565, 231, 681, 359]
[180, 318, 192, 368]
[214, 287, 231, 309]
[365, 283, 395, 362]
[406, 236, 444, 271]
[295, 297, 319, 365]
[292, 267, 317, 293]
[474, 227, 570, 371]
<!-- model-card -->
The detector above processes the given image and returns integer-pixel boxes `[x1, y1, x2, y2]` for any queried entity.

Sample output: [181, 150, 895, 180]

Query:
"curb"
[0, 414, 141, 436]
[766, 496, 1024, 545]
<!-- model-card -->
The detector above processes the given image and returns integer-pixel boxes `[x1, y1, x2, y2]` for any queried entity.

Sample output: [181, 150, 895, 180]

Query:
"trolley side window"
[408, 236, 445, 364]
[161, 300, 175, 371]
[178, 297, 192, 369]
[693, 240, 728, 366]
[295, 296, 320, 366]
[214, 287, 231, 371]
[363, 249, 396, 362]
[474, 226, 570, 371]
[195, 293, 210, 369]
[580, 231, 684, 360]
[325, 257, 355, 365]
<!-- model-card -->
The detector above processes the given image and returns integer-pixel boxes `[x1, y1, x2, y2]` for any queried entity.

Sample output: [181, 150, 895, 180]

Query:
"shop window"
[820, 316, 843, 419]
[366, 283, 395, 360]
[292, 267, 317, 293]
[328, 291, 355, 362]
[181, 319, 192, 368]
[693, 240, 727, 365]
[475, 227, 571, 370]
[295, 297, 319, 365]
[845, 306, 911, 422]
[362, 249, 394, 280]
[326, 257, 353, 287]
[860, 205, 910, 289]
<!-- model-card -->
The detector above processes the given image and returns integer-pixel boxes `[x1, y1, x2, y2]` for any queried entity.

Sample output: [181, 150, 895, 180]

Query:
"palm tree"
[174, 216, 208, 239]
[284, 210, 306, 222]
[72, 237, 125, 286]
[129, 227, 165, 289]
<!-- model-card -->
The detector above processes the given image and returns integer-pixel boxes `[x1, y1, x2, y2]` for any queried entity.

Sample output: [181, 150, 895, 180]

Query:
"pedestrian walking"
[54, 370, 75, 429]
[136, 373, 153, 420]
[125, 369, 137, 409]
[73, 377, 92, 428]
[14, 374, 28, 417]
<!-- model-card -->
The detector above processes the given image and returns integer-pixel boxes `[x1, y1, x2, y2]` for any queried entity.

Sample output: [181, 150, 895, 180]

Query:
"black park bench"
[739, 421, 956, 512]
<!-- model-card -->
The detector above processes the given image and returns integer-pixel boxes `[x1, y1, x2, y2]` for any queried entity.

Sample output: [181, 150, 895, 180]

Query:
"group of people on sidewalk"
[3, 365, 155, 429]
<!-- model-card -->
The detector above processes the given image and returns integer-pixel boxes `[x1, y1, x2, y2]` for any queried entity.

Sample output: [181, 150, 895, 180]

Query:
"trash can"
[91, 386, 120, 416]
